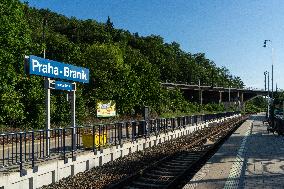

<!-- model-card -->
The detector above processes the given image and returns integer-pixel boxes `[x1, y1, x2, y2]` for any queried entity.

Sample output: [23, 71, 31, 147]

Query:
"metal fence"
[0, 112, 239, 175]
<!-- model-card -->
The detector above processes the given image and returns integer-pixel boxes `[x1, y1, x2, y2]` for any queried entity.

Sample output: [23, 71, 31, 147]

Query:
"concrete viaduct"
[161, 82, 267, 105]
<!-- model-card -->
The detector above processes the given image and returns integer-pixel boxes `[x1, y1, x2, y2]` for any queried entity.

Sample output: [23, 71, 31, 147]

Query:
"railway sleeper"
[123, 186, 146, 189]
[151, 169, 180, 176]
[174, 153, 203, 159]
[131, 181, 167, 189]
[123, 187, 142, 189]
[174, 155, 201, 160]
[145, 173, 175, 179]
[137, 176, 171, 184]
[161, 162, 191, 170]
[165, 161, 190, 166]
[170, 159, 195, 163]
[157, 166, 186, 173]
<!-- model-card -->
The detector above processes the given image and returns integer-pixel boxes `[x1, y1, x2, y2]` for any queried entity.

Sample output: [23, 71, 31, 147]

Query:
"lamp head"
[263, 40, 267, 47]
[263, 39, 271, 47]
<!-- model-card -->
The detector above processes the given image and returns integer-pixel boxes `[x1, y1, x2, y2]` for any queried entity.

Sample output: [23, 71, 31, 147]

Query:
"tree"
[0, 0, 246, 128]
[0, 0, 32, 126]
[106, 16, 114, 30]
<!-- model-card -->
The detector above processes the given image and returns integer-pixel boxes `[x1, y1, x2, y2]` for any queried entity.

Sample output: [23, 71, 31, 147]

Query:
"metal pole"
[263, 40, 274, 118]
[264, 71, 267, 91]
[71, 90, 76, 130]
[44, 54, 51, 157]
[268, 72, 270, 118]
[43, 17, 50, 157]
[70, 85, 76, 151]
[271, 47, 274, 99]
[268, 72, 270, 97]
[19, 133, 23, 173]
[264, 71, 267, 118]
[283, 101, 284, 119]
[31, 131, 35, 169]
[271, 49, 274, 125]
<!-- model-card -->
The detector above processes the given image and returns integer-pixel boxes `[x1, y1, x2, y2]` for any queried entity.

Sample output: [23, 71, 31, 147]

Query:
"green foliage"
[245, 96, 267, 113]
[273, 91, 284, 105]
[202, 103, 225, 113]
[0, 1, 245, 128]
[0, 0, 32, 126]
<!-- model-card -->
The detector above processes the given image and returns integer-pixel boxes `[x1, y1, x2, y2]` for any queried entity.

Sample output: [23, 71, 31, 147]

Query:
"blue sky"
[24, 0, 284, 90]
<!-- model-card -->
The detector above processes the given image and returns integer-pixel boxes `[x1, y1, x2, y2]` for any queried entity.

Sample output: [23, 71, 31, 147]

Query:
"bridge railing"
[0, 111, 240, 175]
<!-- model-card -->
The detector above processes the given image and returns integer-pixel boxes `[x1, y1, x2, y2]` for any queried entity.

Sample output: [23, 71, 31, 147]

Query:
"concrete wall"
[0, 114, 240, 189]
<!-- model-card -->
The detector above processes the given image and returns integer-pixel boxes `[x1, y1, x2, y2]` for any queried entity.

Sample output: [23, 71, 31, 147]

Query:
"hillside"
[0, 0, 244, 128]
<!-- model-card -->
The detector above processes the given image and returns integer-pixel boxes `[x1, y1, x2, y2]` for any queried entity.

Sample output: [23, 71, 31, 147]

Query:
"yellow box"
[82, 133, 107, 148]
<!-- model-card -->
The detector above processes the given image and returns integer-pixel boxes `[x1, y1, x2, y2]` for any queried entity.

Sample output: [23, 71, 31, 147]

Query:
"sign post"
[42, 50, 51, 157]
[25, 55, 89, 158]
[44, 78, 51, 157]
[70, 84, 76, 153]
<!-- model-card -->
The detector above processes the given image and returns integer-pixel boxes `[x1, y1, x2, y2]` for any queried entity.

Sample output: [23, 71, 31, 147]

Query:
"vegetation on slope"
[0, 0, 244, 128]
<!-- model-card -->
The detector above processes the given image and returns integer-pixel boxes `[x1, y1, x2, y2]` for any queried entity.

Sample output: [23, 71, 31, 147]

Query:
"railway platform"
[183, 113, 284, 189]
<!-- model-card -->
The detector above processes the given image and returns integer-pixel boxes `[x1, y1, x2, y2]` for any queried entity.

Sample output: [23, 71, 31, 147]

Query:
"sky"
[24, 0, 284, 90]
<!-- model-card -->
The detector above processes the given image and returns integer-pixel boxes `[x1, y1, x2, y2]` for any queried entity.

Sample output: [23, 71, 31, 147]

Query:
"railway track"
[40, 116, 248, 189]
[106, 116, 247, 189]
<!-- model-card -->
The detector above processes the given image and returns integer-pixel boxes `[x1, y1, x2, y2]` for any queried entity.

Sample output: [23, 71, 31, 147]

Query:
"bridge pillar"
[199, 90, 203, 105]
[219, 92, 222, 104]
[240, 92, 244, 103]
[237, 91, 241, 111]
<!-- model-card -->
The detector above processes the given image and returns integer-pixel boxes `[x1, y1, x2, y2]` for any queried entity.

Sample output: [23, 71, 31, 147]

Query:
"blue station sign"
[54, 81, 75, 91]
[26, 55, 89, 83]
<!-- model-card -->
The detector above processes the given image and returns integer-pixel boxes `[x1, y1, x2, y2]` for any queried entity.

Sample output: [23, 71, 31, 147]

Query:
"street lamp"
[263, 40, 274, 99]
[263, 40, 274, 122]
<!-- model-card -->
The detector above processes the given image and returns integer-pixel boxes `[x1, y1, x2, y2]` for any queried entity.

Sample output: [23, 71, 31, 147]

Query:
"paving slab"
[183, 113, 284, 189]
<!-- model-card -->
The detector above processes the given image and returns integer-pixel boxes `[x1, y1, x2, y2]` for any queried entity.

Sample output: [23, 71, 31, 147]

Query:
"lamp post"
[263, 40, 274, 99]
[264, 71, 267, 91]
[264, 71, 268, 118]
[263, 40, 274, 121]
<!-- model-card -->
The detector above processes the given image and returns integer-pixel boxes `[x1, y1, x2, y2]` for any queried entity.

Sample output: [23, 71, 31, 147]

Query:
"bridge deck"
[161, 82, 266, 94]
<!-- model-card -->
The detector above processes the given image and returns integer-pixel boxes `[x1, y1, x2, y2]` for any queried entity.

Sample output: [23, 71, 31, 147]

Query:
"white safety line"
[223, 121, 253, 189]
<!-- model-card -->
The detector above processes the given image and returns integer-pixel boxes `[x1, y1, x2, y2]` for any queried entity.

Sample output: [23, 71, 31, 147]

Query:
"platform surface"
[183, 113, 284, 189]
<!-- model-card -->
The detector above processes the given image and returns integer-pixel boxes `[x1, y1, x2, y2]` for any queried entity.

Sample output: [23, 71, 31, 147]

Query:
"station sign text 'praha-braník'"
[26, 55, 89, 83]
